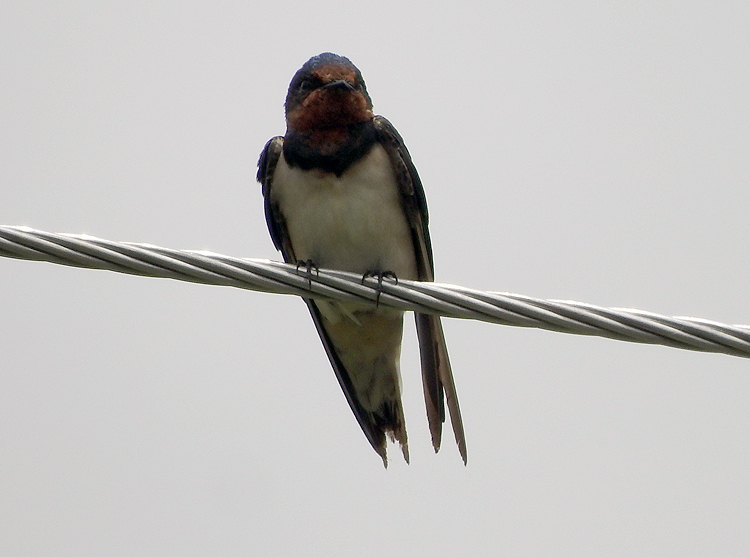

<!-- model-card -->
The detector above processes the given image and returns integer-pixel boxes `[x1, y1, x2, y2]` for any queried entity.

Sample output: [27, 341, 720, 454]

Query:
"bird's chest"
[271, 144, 417, 278]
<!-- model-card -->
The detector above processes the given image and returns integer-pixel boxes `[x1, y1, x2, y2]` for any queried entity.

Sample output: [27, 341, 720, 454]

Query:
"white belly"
[272, 142, 412, 420]
[271, 144, 418, 280]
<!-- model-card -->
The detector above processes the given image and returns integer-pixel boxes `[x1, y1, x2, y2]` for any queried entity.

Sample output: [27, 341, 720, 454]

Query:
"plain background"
[2, 1, 749, 555]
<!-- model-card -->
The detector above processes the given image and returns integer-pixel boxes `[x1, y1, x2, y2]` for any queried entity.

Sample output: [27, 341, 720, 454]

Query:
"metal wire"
[2, 225, 750, 358]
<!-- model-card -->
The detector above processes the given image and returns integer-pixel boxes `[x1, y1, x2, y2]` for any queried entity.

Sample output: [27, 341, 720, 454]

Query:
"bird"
[257, 53, 466, 466]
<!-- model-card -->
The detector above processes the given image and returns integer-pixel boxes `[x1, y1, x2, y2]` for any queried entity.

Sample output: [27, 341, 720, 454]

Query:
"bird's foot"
[295, 259, 319, 289]
[361, 270, 398, 306]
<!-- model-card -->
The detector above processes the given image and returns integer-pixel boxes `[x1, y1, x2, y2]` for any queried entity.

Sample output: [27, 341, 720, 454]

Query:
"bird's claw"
[296, 259, 319, 289]
[361, 270, 398, 306]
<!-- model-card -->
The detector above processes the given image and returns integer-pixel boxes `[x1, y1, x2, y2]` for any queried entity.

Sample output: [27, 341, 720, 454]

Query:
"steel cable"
[2, 225, 749, 358]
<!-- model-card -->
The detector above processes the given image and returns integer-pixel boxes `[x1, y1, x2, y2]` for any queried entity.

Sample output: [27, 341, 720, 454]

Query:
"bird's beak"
[323, 79, 355, 92]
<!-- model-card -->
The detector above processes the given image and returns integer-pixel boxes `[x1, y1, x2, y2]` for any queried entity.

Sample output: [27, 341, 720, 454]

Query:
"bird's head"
[285, 53, 374, 133]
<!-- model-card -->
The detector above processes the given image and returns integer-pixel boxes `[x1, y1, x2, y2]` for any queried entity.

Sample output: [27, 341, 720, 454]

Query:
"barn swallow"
[257, 53, 466, 466]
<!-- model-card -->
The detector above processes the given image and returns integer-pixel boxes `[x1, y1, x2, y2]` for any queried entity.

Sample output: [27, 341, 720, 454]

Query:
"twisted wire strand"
[2, 225, 749, 358]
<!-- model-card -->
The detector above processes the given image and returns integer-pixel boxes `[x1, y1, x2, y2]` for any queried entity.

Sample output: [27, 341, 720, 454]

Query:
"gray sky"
[2, 1, 750, 555]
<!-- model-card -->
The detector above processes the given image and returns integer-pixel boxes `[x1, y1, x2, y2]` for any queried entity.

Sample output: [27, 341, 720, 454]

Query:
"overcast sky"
[2, 1, 750, 555]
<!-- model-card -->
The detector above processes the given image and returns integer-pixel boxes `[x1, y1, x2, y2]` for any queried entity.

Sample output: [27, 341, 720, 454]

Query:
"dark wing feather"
[258, 137, 288, 254]
[257, 137, 389, 462]
[304, 301, 388, 461]
[373, 116, 467, 463]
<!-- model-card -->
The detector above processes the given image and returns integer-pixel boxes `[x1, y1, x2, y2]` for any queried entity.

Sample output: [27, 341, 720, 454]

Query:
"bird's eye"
[298, 79, 313, 93]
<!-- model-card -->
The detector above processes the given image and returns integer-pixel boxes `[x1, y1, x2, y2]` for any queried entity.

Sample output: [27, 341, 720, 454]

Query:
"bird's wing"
[257, 136, 390, 461]
[373, 116, 467, 463]
[258, 137, 290, 255]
